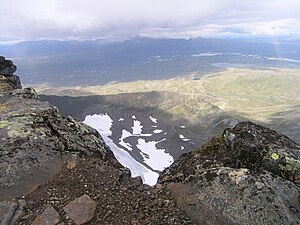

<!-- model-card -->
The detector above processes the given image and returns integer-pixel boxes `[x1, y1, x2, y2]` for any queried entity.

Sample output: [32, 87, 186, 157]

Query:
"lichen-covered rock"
[0, 58, 111, 200]
[0, 75, 21, 92]
[160, 122, 300, 225]
[223, 122, 300, 184]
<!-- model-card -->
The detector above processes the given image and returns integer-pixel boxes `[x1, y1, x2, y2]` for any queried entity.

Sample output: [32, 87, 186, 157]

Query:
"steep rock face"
[160, 121, 300, 225]
[0, 56, 17, 76]
[0, 59, 110, 199]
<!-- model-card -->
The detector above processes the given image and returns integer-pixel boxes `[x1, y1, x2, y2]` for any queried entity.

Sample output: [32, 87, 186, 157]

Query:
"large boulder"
[160, 121, 300, 225]
[0, 57, 111, 200]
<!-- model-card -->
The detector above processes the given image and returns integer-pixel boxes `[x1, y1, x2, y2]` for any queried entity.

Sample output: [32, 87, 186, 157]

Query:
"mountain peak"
[0, 57, 299, 224]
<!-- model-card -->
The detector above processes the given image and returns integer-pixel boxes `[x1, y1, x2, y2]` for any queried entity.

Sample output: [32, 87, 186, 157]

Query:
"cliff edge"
[0, 56, 111, 199]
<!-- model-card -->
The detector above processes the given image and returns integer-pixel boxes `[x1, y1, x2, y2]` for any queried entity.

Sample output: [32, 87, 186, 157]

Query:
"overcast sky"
[1, 0, 300, 41]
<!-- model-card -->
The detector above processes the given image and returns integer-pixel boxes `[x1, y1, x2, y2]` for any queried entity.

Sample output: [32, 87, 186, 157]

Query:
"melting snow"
[132, 120, 143, 135]
[149, 116, 157, 123]
[83, 114, 159, 186]
[153, 129, 163, 134]
[137, 138, 173, 171]
[84, 114, 113, 136]
[180, 134, 190, 141]
[83, 113, 174, 186]
[119, 129, 133, 151]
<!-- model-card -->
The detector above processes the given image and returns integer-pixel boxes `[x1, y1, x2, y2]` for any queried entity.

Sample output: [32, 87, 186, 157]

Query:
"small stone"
[255, 181, 265, 190]
[33, 205, 60, 225]
[155, 183, 163, 190]
[63, 194, 96, 225]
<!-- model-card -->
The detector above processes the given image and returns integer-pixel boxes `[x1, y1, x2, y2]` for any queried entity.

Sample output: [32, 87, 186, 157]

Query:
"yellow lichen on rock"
[0, 103, 8, 113]
[0, 120, 9, 129]
[7, 121, 30, 138]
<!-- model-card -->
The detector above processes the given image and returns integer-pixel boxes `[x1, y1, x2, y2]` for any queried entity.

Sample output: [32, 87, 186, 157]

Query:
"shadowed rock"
[160, 121, 300, 225]
[0, 56, 17, 76]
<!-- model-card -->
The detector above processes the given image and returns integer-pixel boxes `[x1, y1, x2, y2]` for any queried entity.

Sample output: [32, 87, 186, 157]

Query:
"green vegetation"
[36, 68, 300, 122]
[36, 68, 300, 142]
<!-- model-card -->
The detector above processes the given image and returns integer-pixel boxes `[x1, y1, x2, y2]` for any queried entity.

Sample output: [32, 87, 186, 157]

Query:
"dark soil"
[20, 157, 193, 225]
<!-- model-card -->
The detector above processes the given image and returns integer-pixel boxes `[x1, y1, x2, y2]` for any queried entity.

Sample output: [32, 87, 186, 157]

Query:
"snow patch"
[84, 114, 113, 136]
[180, 134, 190, 141]
[119, 129, 133, 151]
[118, 118, 124, 121]
[137, 138, 173, 171]
[83, 114, 159, 186]
[149, 116, 157, 123]
[132, 120, 143, 135]
[153, 129, 163, 134]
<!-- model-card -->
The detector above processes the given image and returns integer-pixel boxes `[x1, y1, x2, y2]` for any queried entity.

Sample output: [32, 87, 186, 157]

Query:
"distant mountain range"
[1, 37, 300, 86]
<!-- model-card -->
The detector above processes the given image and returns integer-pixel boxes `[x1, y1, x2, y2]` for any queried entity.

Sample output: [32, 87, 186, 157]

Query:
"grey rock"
[0, 201, 18, 225]
[160, 122, 300, 225]
[33, 205, 60, 225]
[0, 57, 16, 76]
[0, 199, 27, 225]
[0, 60, 112, 200]
[223, 122, 300, 184]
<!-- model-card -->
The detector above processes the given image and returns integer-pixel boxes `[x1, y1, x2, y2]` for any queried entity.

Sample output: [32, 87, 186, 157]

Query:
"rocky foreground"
[1, 57, 300, 224]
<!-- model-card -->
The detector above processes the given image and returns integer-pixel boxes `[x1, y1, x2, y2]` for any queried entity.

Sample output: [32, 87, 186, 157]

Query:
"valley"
[39, 68, 300, 184]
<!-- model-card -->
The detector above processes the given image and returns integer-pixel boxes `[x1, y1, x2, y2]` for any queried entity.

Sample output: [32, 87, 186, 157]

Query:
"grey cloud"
[1, 0, 300, 40]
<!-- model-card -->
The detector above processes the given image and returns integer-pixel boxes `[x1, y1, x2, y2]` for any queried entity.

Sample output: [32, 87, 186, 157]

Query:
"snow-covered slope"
[84, 113, 189, 185]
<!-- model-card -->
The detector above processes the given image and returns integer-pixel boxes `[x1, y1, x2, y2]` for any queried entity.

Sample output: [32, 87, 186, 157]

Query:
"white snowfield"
[132, 120, 143, 135]
[137, 138, 172, 171]
[83, 113, 174, 186]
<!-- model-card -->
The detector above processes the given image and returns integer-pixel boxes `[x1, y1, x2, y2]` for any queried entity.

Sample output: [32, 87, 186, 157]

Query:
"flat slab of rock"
[0, 201, 18, 225]
[63, 194, 96, 225]
[33, 205, 60, 225]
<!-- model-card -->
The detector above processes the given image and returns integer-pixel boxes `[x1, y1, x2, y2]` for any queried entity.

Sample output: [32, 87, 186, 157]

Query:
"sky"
[1, 0, 300, 41]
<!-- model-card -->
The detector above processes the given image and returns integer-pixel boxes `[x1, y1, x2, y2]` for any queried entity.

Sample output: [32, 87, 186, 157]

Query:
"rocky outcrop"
[0, 58, 111, 200]
[0, 56, 17, 76]
[160, 121, 300, 225]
